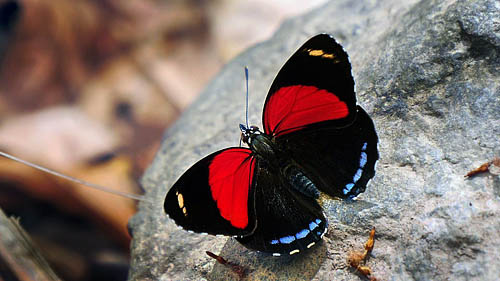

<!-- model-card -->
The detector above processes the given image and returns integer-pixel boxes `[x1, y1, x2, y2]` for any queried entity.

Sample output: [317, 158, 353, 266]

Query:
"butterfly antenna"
[245, 66, 250, 129]
[0, 151, 152, 203]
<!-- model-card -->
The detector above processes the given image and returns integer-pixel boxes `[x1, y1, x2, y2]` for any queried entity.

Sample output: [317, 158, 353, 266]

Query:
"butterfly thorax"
[240, 124, 320, 199]
[240, 125, 278, 163]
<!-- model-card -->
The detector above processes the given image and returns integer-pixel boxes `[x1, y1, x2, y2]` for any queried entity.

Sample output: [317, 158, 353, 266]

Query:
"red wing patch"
[263, 85, 349, 136]
[209, 148, 255, 229]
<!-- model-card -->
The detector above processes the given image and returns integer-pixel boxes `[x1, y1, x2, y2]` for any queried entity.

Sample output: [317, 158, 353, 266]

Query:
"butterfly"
[164, 34, 379, 256]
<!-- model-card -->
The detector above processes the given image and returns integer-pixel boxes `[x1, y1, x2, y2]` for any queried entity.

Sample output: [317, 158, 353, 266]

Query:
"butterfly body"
[164, 34, 379, 256]
[241, 126, 279, 165]
[241, 125, 320, 200]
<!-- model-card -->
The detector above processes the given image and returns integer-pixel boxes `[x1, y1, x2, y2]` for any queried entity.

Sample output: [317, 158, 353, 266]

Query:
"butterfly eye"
[250, 126, 261, 134]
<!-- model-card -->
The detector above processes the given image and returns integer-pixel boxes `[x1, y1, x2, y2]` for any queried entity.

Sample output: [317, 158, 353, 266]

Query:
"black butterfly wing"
[236, 158, 327, 255]
[276, 106, 378, 199]
[263, 34, 357, 137]
[164, 148, 257, 236]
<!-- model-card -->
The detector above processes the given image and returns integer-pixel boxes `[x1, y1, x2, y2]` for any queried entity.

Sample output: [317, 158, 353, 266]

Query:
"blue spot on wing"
[309, 221, 318, 231]
[296, 229, 310, 239]
[343, 143, 370, 195]
[270, 219, 323, 246]
[279, 235, 295, 244]
[344, 183, 355, 194]
[353, 168, 362, 183]
[360, 152, 367, 168]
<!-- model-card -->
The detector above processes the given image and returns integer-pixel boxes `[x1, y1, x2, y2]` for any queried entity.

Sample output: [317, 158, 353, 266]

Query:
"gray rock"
[128, 0, 500, 280]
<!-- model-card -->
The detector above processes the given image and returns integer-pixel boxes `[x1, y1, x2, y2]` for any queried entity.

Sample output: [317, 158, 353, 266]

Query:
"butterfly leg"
[347, 227, 377, 281]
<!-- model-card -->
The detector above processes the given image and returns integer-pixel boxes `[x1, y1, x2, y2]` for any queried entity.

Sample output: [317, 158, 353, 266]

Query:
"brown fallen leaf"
[465, 157, 500, 178]
[347, 227, 377, 281]
[206, 251, 248, 280]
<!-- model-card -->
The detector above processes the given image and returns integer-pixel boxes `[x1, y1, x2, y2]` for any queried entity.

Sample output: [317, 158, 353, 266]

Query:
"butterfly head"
[239, 124, 261, 145]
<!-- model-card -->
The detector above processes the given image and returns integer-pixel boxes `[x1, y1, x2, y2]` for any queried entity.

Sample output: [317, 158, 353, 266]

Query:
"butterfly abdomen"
[283, 165, 320, 199]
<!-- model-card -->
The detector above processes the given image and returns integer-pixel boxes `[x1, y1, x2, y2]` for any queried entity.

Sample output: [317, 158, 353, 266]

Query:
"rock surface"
[128, 0, 500, 280]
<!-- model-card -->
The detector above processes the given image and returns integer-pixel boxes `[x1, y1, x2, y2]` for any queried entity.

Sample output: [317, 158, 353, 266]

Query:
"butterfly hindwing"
[236, 159, 327, 255]
[276, 106, 379, 199]
[164, 148, 257, 236]
[263, 34, 357, 136]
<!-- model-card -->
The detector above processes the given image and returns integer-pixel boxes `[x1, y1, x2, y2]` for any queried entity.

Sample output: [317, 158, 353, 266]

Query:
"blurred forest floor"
[0, 0, 326, 280]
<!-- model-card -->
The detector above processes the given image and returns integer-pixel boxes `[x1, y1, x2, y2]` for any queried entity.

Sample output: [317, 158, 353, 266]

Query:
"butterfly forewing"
[164, 148, 257, 236]
[263, 34, 357, 136]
